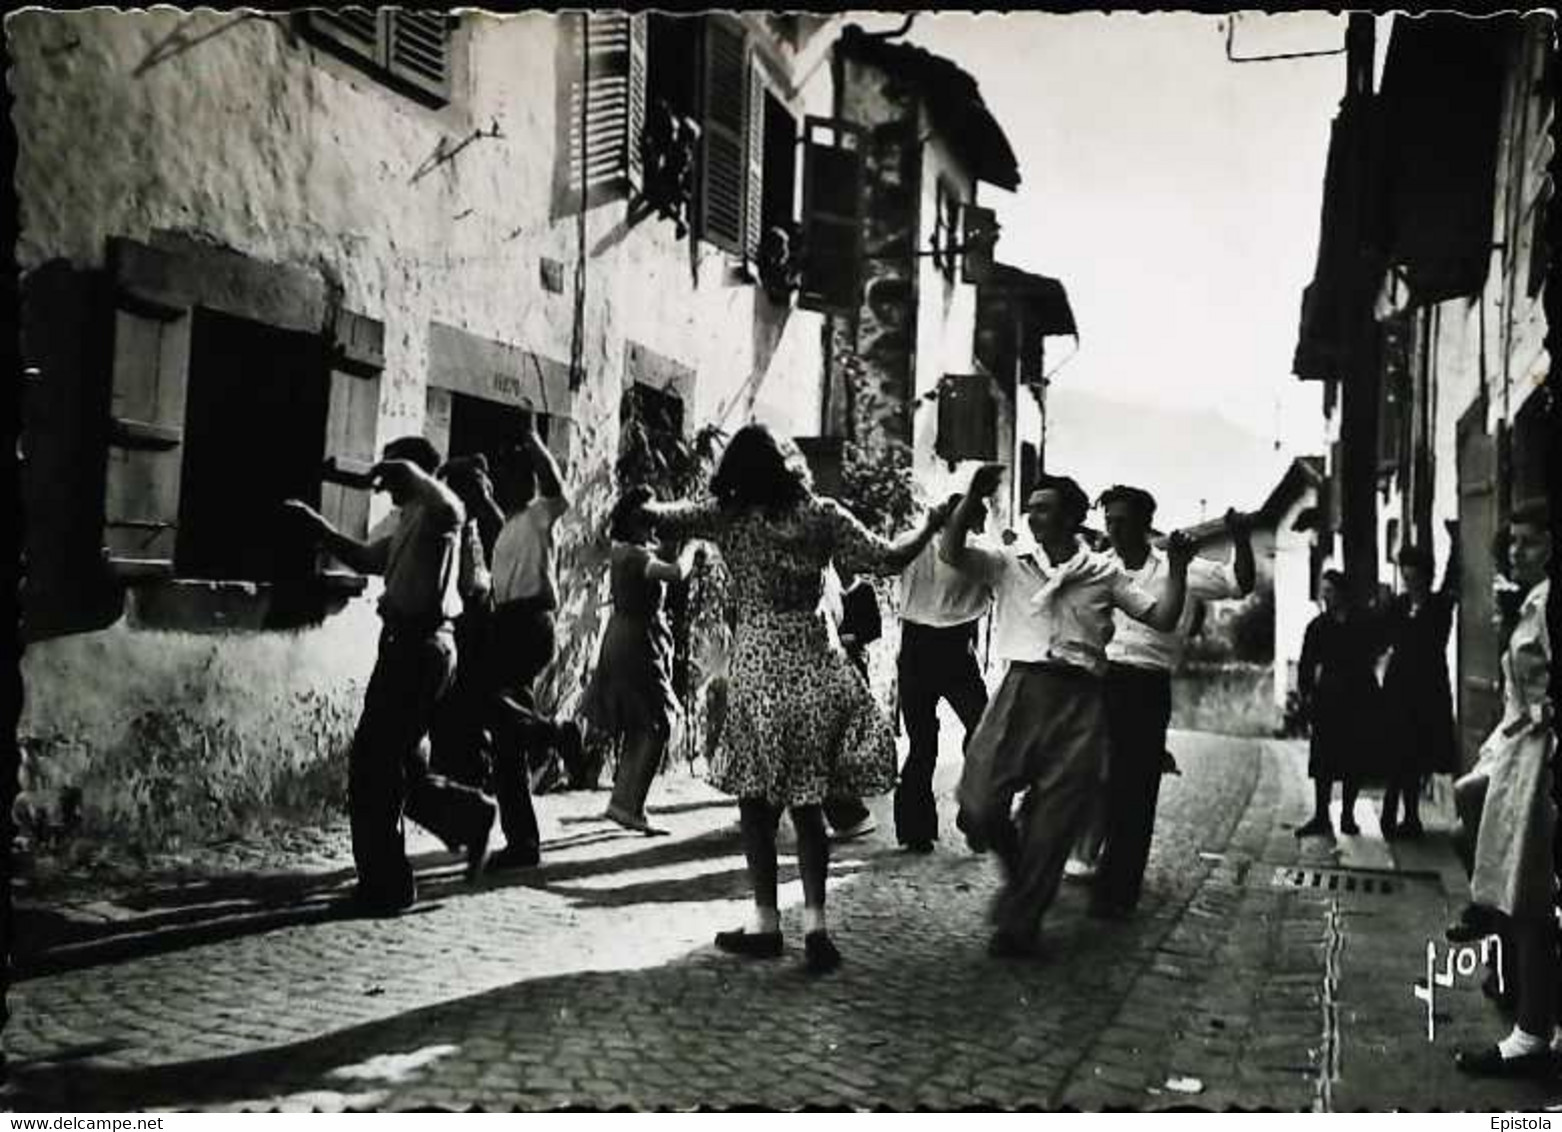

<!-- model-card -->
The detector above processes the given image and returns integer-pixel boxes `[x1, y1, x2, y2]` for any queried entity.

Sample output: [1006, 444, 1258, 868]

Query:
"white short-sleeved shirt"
[953, 540, 1159, 675]
[490, 493, 570, 607]
[899, 537, 993, 629]
[1107, 550, 1242, 671]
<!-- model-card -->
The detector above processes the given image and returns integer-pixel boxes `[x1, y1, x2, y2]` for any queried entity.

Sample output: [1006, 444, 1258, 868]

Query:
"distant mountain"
[1044, 387, 1289, 530]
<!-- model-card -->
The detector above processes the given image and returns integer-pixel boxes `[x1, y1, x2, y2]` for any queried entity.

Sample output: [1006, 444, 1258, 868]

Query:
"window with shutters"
[797, 118, 865, 313]
[562, 11, 647, 207]
[299, 8, 453, 107]
[101, 238, 384, 598]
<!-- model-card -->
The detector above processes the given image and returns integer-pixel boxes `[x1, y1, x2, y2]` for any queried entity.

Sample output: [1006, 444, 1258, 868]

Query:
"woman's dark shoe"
[1380, 815, 1400, 840]
[714, 928, 783, 959]
[1339, 812, 1361, 836]
[1294, 815, 1334, 839]
[488, 844, 541, 872]
[803, 931, 842, 974]
[902, 840, 935, 855]
[1398, 818, 1424, 840]
[1453, 1044, 1558, 1079]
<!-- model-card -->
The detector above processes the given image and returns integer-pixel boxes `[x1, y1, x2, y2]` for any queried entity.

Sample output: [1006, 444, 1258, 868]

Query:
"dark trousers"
[893, 621, 990, 846]
[351, 626, 494, 905]
[957, 664, 1108, 940]
[428, 609, 495, 789]
[824, 646, 873, 831]
[484, 601, 560, 854]
[1093, 664, 1173, 912]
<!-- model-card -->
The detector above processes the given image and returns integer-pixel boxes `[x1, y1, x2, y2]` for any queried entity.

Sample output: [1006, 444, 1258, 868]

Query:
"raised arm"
[1223, 508, 1257, 597]
[1438, 518, 1462, 600]
[941, 464, 1005, 574]
[831, 497, 952, 578]
[519, 417, 566, 503]
[1122, 531, 1194, 632]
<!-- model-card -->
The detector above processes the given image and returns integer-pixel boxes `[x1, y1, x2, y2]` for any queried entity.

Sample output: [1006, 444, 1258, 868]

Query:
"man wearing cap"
[285, 436, 498, 915]
[893, 492, 996, 854]
[1086, 486, 1254, 919]
[941, 465, 1194, 958]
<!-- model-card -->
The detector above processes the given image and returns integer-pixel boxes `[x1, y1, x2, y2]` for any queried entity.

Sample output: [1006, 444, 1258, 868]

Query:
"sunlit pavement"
[5, 728, 1558, 1112]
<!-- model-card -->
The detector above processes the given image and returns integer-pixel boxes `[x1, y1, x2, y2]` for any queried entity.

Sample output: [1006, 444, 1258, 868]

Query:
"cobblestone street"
[5, 728, 1558, 1112]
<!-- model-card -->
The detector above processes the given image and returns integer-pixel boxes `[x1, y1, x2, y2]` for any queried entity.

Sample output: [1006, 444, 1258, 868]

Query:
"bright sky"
[856, 10, 1348, 471]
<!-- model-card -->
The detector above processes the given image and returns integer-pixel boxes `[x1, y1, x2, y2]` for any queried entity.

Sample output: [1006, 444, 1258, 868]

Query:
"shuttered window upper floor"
[299, 8, 454, 107]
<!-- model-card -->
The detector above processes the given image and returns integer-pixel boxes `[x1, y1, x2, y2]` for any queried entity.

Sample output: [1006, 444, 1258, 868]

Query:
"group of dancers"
[281, 417, 1555, 1078]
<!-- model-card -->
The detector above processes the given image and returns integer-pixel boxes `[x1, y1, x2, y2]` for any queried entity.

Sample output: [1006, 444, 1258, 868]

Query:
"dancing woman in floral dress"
[631, 425, 950, 973]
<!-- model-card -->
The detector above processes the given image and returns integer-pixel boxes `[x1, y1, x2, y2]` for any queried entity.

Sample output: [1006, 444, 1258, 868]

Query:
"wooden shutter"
[320, 311, 383, 575]
[798, 117, 865, 313]
[697, 17, 748, 253]
[743, 64, 766, 258]
[387, 11, 451, 103]
[936, 375, 998, 464]
[301, 9, 451, 106]
[102, 247, 194, 579]
[304, 7, 380, 67]
[567, 12, 645, 204]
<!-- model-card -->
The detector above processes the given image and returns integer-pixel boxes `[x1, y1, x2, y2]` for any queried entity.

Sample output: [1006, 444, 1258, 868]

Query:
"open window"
[797, 118, 865, 313]
[100, 238, 383, 595]
[177, 310, 330, 584]
[299, 8, 454, 106]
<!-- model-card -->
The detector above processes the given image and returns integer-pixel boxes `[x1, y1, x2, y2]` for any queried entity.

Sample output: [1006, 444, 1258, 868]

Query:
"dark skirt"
[1380, 668, 1459, 777]
[581, 613, 680, 738]
[1308, 677, 1385, 783]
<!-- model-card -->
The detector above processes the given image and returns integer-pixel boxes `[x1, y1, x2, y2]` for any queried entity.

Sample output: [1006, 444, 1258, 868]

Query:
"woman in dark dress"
[584, 487, 702, 835]
[1296, 569, 1382, 837]
[1378, 525, 1460, 839]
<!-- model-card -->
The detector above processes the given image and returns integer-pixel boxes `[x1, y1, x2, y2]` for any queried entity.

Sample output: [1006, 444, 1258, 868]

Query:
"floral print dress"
[653, 495, 906, 808]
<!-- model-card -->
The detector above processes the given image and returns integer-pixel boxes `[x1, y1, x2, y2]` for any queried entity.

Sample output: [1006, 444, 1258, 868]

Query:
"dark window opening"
[1510, 389, 1549, 510]
[761, 89, 798, 234]
[446, 392, 553, 515]
[178, 309, 329, 585]
[646, 14, 700, 121]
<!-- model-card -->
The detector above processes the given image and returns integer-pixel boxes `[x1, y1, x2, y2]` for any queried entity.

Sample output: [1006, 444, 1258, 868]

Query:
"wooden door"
[1455, 398, 1502, 770]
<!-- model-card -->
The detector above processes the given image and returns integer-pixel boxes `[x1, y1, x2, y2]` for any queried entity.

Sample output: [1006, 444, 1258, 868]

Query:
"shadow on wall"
[16, 602, 381, 854]
[1171, 663, 1280, 739]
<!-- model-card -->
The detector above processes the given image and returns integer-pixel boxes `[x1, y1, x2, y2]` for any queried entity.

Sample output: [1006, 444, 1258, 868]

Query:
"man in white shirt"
[1087, 486, 1254, 919]
[942, 465, 1194, 959]
[482, 418, 581, 872]
[893, 493, 995, 853]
